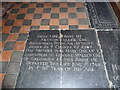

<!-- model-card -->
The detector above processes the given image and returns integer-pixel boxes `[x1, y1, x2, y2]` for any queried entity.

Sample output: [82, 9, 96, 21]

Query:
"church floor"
[1, 2, 90, 88]
[1, 2, 120, 89]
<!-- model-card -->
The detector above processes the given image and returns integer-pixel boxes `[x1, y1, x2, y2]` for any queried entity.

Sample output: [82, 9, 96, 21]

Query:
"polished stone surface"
[16, 30, 109, 88]
[86, 2, 119, 29]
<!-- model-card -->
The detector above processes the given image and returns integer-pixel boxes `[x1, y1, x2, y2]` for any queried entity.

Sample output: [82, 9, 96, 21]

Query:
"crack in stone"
[59, 30, 63, 88]
[95, 30, 113, 89]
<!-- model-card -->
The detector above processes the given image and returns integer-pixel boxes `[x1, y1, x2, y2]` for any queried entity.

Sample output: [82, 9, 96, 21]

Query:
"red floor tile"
[31, 19, 41, 26]
[42, 13, 51, 19]
[60, 3, 68, 7]
[35, 8, 43, 13]
[77, 12, 87, 19]
[28, 3, 37, 8]
[18, 8, 28, 14]
[0, 41, 5, 51]
[7, 33, 18, 41]
[1, 51, 13, 62]
[69, 19, 78, 25]
[59, 13, 68, 19]
[76, 3, 84, 7]
[59, 25, 69, 30]
[2, 20, 7, 26]
[25, 14, 34, 19]
[51, 8, 60, 13]
[68, 8, 76, 13]
[40, 26, 49, 30]
[14, 41, 26, 51]
[2, 26, 12, 33]
[78, 25, 89, 29]
[20, 26, 30, 33]
[8, 14, 17, 20]
[50, 19, 59, 25]
[13, 20, 24, 26]
[12, 4, 21, 9]
[44, 3, 52, 8]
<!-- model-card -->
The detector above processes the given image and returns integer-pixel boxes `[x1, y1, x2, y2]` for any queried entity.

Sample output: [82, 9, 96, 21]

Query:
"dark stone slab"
[16, 30, 61, 88]
[98, 31, 120, 89]
[16, 30, 109, 88]
[61, 30, 109, 88]
[86, 2, 119, 29]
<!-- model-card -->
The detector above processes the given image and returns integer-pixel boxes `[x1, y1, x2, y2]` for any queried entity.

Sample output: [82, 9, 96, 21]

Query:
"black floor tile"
[68, 13, 77, 18]
[10, 26, 21, 33]
[59, 19, 68, 25]
[68, 3, 76, 7]
[60, 8, 68, 12]
[36, 3, 44, 8]
[4, 42, 16, 50]
[33, 14, 42, 19]
[17, 33, 28, 41]
[11, 9, 19, 14]
[23, 20, 32, 26]
[30, 26, 40, 30]
[21, 4, 29, 8]
[41, 19, 50, 25]
[27, 8, 35, 13]
[11, 51, 24, 63]
[4, 20, 15, 26]
[52, 3, 60, 7]
[16, 14, 25, 19]
[69, 25, 78, 29]
[0, 26, 2, 32]
[43, 8, 51, 13]
[2, 14, 9, 20]
[15, 2, 22, 4]
[50, 25, 59, 29]
[51, 13, 59, 19]
[76, 8, 86, 12]
[1, 33, 9, 41]
[78, 18, 89, 25]
[0, 62, 9, 73]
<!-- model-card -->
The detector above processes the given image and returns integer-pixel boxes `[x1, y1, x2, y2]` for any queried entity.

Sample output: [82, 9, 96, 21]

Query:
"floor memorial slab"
[98, 31, 120, 89]
[86, 2, 119, 29]
[16, 30, 110, 88]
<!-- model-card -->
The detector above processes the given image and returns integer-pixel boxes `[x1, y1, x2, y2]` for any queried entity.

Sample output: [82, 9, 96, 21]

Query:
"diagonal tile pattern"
[1, 2, 90, 88]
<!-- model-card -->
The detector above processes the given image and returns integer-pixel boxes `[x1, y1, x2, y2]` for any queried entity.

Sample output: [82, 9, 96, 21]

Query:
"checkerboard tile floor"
[1, 2, 90, 88]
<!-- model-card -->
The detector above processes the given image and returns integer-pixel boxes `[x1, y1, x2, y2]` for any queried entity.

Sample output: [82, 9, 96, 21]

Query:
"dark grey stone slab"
[98, 31, 120, 89]
[86, 2, 119, 29]
[16, 30, 109, 88]
[61, 30, 109, 88]
[16, 30, 61, 88]
[3, 74, 18, 88]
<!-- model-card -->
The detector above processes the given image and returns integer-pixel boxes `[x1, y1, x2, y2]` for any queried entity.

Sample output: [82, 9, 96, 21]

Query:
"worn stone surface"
[16, 30, 61, 88]
[16, 30, 110, 88]
[61, 30, 109, 88]
[86, 2, 119, 29]
[98, 31, 120, 88]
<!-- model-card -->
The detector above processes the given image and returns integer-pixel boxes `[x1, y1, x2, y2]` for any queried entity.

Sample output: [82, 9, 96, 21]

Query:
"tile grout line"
[95, 29, 113, 88]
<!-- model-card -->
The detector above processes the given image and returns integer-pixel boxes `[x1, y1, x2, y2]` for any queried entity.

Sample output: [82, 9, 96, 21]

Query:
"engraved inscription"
[62, 32, 103, 72]
[24, 33, 60, 71]
[16, 30, 109, 88]
[23, 32, 102, 72]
